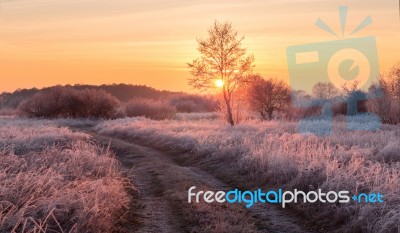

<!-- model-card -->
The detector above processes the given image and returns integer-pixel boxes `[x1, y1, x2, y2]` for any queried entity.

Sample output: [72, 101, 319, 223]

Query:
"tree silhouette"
[312, 82, 340, 100]
[187, 21, 254, 125]
[247, 76, 291, 120]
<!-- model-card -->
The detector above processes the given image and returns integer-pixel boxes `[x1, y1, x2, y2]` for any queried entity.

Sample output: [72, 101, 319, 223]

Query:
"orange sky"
[0, 0, 399, 93]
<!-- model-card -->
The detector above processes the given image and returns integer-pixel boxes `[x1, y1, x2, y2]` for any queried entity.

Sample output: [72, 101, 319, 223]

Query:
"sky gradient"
[0, 0, 399, 93]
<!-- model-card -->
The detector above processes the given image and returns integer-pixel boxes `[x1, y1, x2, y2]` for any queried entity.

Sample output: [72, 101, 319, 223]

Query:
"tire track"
[88, 132, 317, 233]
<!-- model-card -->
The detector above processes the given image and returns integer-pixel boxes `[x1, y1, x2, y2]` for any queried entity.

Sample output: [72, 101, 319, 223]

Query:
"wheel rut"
[88, 132, 318, 233]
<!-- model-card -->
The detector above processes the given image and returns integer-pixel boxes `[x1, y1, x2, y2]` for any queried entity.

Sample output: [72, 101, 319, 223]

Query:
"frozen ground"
[95, 114, 400, 233]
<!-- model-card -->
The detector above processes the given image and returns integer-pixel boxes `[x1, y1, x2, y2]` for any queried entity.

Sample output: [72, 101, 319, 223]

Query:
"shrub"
[169, 94, 218, 113]
[332, 102, 347, 116]
[347, 90, 368, 116]
[125, 98, 176, 120]
[0, 108, 18, 116]
[246, 76, 291, 120]
[367, 84, 400, 124]
[366, 63, 400, 124]
[18, 87, 120, 118]
[287, 104, 322, 120]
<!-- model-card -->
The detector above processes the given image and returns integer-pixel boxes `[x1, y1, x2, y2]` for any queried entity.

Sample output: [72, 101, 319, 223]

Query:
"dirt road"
[89, 132, 317, 233]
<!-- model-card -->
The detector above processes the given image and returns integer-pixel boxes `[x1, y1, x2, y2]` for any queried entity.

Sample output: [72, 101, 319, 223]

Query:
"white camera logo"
[327, 48, 371, 90]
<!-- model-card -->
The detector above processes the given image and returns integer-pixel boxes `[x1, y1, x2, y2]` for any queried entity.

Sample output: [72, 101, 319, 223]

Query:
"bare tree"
[383, 63, 400, 100]
[367, 83, 398, 124]
[367, 63, 400, 124]
[247, 76, 291, 120]
[187, 21, 254, 125]
[341, 80, 361, 95]
[312, 82, 340, 100]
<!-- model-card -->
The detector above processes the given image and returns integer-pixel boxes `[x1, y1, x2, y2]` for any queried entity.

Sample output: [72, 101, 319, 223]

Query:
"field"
[1, 114, 399, 233]
[95, 114, 400, 233]
[0, 117, 130, 232]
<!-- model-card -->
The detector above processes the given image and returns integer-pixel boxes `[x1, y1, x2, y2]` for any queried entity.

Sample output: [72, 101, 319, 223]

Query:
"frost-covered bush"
[169, 94, 218, 113]
[125, 98, 176, 120]
[18, 87, 120, 119]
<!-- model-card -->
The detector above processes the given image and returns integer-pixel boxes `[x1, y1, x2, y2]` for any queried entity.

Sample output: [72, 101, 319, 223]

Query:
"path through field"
[87, 131, 318, 233]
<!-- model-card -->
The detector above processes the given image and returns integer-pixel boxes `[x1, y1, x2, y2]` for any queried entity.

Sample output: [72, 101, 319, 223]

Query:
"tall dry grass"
[95, 115, 400, 233]
[0, 118, 131, 233]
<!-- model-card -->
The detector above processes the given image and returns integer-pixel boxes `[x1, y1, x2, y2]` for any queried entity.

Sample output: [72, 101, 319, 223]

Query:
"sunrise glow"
[0, 0, 398, 93]
[215, 79, 224, 88]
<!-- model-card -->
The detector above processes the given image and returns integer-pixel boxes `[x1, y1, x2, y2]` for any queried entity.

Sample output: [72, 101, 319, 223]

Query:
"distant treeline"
[1, 84, 177, 108]
[0, 84, 218, 119]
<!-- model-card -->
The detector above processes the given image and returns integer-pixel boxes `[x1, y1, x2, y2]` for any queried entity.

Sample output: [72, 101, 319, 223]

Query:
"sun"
[215, 79, 224, 88]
